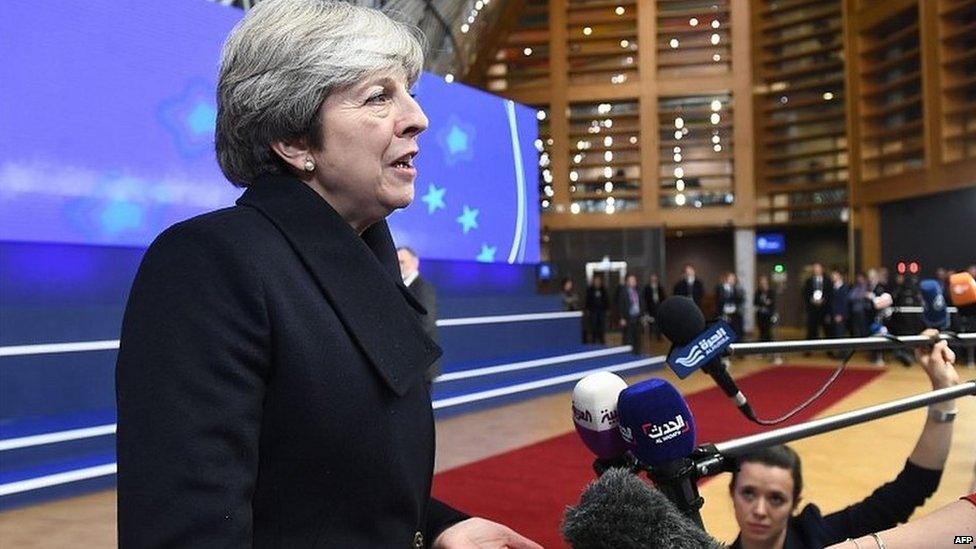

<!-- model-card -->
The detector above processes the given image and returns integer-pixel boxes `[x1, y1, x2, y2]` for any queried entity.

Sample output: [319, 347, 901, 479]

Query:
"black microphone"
[561, 468, 724, 549]
[657, 296, 757, 422]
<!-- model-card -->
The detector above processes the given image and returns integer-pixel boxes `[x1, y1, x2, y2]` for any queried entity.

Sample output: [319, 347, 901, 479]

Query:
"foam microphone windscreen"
[949, 272, 976, 314]
[561, 468, 724, 549]
[617, 378, 696, 468]
[657, 296, 705, 345]
[919, 279, 949, 329]
[573, 372, 629, 459]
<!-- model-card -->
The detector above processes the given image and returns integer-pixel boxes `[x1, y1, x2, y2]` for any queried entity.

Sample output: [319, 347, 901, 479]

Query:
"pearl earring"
[304, 158, 315, 172]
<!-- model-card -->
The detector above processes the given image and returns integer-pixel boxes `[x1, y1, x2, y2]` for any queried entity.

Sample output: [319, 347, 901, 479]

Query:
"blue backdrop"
[0, 0, 539, 264]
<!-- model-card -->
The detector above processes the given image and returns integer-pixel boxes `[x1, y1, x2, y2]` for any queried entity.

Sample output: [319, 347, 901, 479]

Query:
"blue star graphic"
[476, 244, 497, 263]
[187, 102, 217, 135]
[421, 183, 446, 214]
[446, 125, 469, 155]
[456, 206, 479, 234]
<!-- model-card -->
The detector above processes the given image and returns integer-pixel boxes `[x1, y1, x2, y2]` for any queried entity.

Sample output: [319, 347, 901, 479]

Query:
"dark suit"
[673, 278, 704, 306]
[827, 283, 850, 339]
[116, 175, 465, 547]
[642, 283, 666, 340]
[617, 285, 644, 355]
[715, 283, 745, 338]
[585, 286, 609, 343]
[408, 275, 441, 382]
[803, 275, 829, 340]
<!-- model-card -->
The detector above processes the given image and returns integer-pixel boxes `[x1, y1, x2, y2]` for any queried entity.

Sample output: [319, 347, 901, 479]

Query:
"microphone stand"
[643, 458, 707, 529]
[725, 332, 976, 357]
[691, 380, 976, 478]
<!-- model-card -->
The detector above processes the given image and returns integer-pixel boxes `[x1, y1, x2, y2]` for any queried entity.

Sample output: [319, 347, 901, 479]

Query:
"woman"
[727, 330, 960, 549]
[115, 2, 540, 547]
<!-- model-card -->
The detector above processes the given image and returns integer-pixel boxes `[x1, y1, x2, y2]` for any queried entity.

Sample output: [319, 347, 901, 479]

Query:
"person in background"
[643, 273, 666, 342]
[618, 273, 644, 355]
[716, 271, 745, 339]
[868, 267, 892, 366]
[826, 269, 848, 358]
[673, 263, 704, 307]
[585, 273, 609, 344]
[802, 263, 829, 346]
[398, 246, 440, 384]
[561, 276, 581, 313]
[847, 272, 872, 340]
[754, 274, 782, 365]
[728, 330, 960, 549]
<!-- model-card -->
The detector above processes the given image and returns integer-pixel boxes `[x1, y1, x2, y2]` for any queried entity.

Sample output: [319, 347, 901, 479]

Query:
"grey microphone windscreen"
[561, 468, 724, 549]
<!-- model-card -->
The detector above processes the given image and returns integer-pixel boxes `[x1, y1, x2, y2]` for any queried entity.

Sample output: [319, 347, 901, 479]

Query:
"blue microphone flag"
[617, 378, 697, 468]
[665, 320, 737, 379]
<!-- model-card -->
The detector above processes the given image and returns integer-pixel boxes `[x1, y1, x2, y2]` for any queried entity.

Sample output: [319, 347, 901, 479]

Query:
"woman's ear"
[271, 139, 315, 174]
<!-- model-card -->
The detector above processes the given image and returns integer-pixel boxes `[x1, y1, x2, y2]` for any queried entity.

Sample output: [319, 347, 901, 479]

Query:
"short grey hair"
[215, 0, 426, 186]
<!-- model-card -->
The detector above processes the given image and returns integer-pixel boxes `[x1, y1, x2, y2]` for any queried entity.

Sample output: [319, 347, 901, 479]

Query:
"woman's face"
[732, 463, 796, 548]
[309, 67, 428, 231]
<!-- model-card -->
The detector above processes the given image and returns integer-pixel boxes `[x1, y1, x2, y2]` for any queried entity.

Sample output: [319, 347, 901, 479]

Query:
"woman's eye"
[770, 496, 785, 506]
[367, 92, 390, 104]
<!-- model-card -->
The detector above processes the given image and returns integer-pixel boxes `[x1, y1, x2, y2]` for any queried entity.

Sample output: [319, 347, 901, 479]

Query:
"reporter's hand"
[433, 518, 543, 549]
[915, 329, 959, 390]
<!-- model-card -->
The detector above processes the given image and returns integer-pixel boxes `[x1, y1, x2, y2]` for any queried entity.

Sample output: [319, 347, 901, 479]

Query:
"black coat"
[116, 175, 465, 547]
[408, 275, 441, 380]
[642, 283, 666, 317]
[802, 275, 828, 313]
[672, 278, 704, 306]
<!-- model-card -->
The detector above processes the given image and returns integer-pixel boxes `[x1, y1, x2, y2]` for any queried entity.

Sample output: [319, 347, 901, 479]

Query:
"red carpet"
[432, 366, 884, 548]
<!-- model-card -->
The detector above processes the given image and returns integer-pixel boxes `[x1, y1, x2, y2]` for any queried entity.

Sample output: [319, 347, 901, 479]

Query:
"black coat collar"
[237, 174, 441, 396]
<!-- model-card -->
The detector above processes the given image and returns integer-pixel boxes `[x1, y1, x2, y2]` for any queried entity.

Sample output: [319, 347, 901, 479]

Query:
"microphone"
[949, 271, 976, 316]
[656, 296, 755, 421]
[561, 468, 724, 549]
[617, 378, 705, 526]
[616, 378, 696, 468]
[919, 279, 949, 329]
[572, 372, 632, 473]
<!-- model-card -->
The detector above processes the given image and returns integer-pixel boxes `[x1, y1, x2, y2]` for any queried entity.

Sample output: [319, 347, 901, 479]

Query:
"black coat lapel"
[238, 175, 441, 396]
